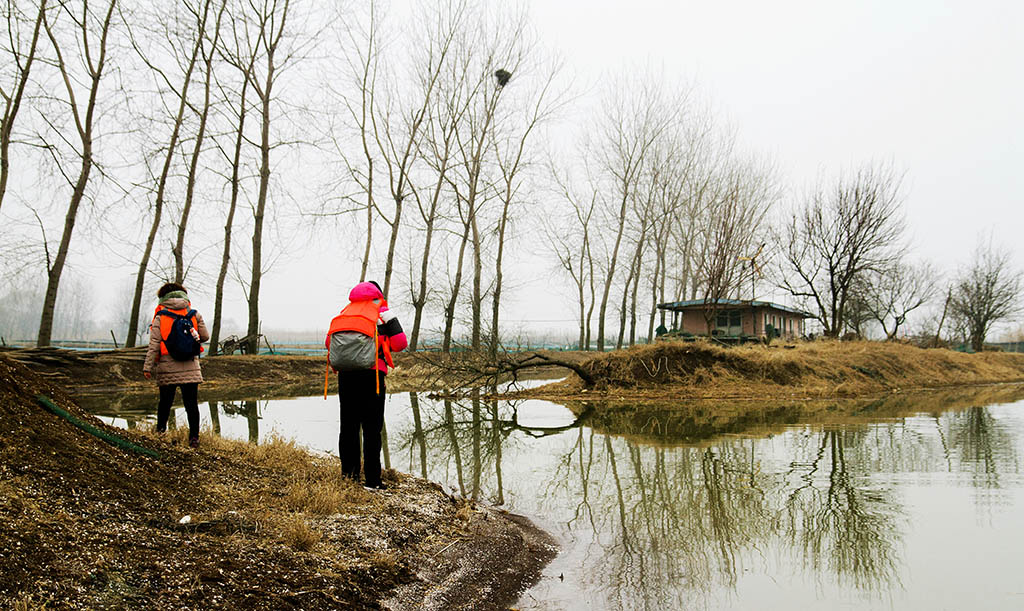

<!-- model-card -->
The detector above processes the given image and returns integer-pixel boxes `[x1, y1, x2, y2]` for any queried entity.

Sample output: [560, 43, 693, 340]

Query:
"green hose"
[36, 395, 161, 459]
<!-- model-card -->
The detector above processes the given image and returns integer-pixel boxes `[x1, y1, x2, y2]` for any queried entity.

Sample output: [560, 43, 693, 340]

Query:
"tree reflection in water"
[390, 394, 1021, 608]
[784, 429, 903, 593]
[944, 407, 1018, 512]
[87, 387, 1024, 608]
[220, 400, 262, 444]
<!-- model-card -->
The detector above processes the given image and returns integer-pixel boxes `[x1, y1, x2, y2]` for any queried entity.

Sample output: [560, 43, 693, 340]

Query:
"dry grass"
[138, 428, 381, 555]
[369, 550, 400, 572]
[545, 339, 1024, 400]
[284, 467, 373, 514]
[454, 503, 475, 523]
[280, 514, 320, 551]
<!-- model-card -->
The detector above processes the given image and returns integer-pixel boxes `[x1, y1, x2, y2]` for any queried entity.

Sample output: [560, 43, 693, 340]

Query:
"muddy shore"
[0, 355, 556, 609]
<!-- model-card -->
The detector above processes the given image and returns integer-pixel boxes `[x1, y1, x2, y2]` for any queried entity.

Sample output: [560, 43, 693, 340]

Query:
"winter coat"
[342, 282, 408, 374]
[142, 296, 210, 386]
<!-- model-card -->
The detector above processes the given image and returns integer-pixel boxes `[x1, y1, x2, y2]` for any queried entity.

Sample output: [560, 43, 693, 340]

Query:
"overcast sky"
[532, 0, 1021, 262]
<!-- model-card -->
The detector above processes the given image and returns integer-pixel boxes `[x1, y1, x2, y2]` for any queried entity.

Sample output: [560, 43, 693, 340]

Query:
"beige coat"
[142, 297, 210, 386]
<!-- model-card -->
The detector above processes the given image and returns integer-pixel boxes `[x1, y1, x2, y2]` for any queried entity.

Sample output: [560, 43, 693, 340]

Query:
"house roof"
[657, 298, 813, 318]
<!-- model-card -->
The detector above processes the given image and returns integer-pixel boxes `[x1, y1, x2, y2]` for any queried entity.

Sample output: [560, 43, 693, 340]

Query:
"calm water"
[87, 385, 1024, 610]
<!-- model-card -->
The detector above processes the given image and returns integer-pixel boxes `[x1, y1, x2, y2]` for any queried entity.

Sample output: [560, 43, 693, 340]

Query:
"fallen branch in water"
[416, 349, 595, 393]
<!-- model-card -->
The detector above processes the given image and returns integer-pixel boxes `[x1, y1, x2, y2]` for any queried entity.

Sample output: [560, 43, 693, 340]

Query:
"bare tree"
[592, 76, 680, 351]
[644, 127, 703, 341]
[374, 2, 464, 298]
[436, 7, 528, 354]
[36, 0, 118, 347]
[616, 180, 655, 348]
[450, 29, 523, 352]
[172, 0, 226, 283]
[237, 0, 296, 354]
[777, 163, 906, 338]
[1, 0, 47, 213]
[408, 64, 468, 351]
[487, 57, 563, 358]
[695, 161, 772, 335]
[547, 166, 597, 350]
[123, 0, 213, 346]
[842, 274, 874, 338]
[950, 238, 1021, 351]
[860, 261, 938, 340]
[208, 0, 257, 355]
[335, 0, 380, 281]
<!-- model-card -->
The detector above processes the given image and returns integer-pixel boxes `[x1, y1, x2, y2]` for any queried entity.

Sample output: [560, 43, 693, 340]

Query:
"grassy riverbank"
[524, 340, 1024, 401]
[0, 356, 554, 610]
[0, 348, 508, 398]
[7, 340, 1024, 405]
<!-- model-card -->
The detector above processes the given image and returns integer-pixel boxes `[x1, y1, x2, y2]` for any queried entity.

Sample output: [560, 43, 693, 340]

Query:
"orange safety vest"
[154, 305, 201, 357]
[323, 298, 391, 398]
[324, 298, 394, 368]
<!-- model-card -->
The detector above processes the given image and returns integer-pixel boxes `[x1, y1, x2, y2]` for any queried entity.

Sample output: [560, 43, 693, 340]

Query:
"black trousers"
[338, 369, 386, 486]
[157, 383, 200, 439]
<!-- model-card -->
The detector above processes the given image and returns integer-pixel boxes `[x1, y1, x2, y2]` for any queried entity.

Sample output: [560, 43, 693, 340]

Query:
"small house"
[657, 299, 811, 340]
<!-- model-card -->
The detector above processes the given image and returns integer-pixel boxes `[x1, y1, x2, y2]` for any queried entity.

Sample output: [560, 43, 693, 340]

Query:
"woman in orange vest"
[326, 281, 407, 489]
[142, 282, 209, 448]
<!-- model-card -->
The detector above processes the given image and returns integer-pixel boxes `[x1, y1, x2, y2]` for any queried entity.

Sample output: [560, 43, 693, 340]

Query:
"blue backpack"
[158, 309, 202, 361]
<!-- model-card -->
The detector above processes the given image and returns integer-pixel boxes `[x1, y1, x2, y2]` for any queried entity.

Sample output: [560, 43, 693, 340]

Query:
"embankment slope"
[534, 340, 1024, 400]
[0, 356, 553, 609]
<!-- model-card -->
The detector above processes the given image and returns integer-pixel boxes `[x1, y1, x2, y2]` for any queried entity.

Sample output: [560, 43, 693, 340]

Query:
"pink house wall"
[670, 306, 806, 338]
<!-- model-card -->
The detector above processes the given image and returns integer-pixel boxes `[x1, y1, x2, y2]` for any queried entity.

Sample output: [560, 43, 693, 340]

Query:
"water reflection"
[783, 430, 902, 592]
[88, 385, 1024, 609]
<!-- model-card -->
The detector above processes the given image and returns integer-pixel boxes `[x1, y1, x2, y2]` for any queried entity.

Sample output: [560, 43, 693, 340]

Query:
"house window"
[716, 312, 741, 328]
[715, 310, 743, 335]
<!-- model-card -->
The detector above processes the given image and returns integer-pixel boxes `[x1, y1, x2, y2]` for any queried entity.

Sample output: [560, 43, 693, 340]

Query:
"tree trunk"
[247, 61, 274, 354]
[470, 211, 482, 351]
[489, 193, 511, 359]
[409, 178, 443, 351]
[38, 0, 116, 347]
[172, 0, 216, 283]
[442, 222, 471, 355]
[598, 191, 630, 351]
[622, 246, 638, 343]
[210, 56, 251, 355]
[585, 240, 595, 350]
[463, 88, 502, 352]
